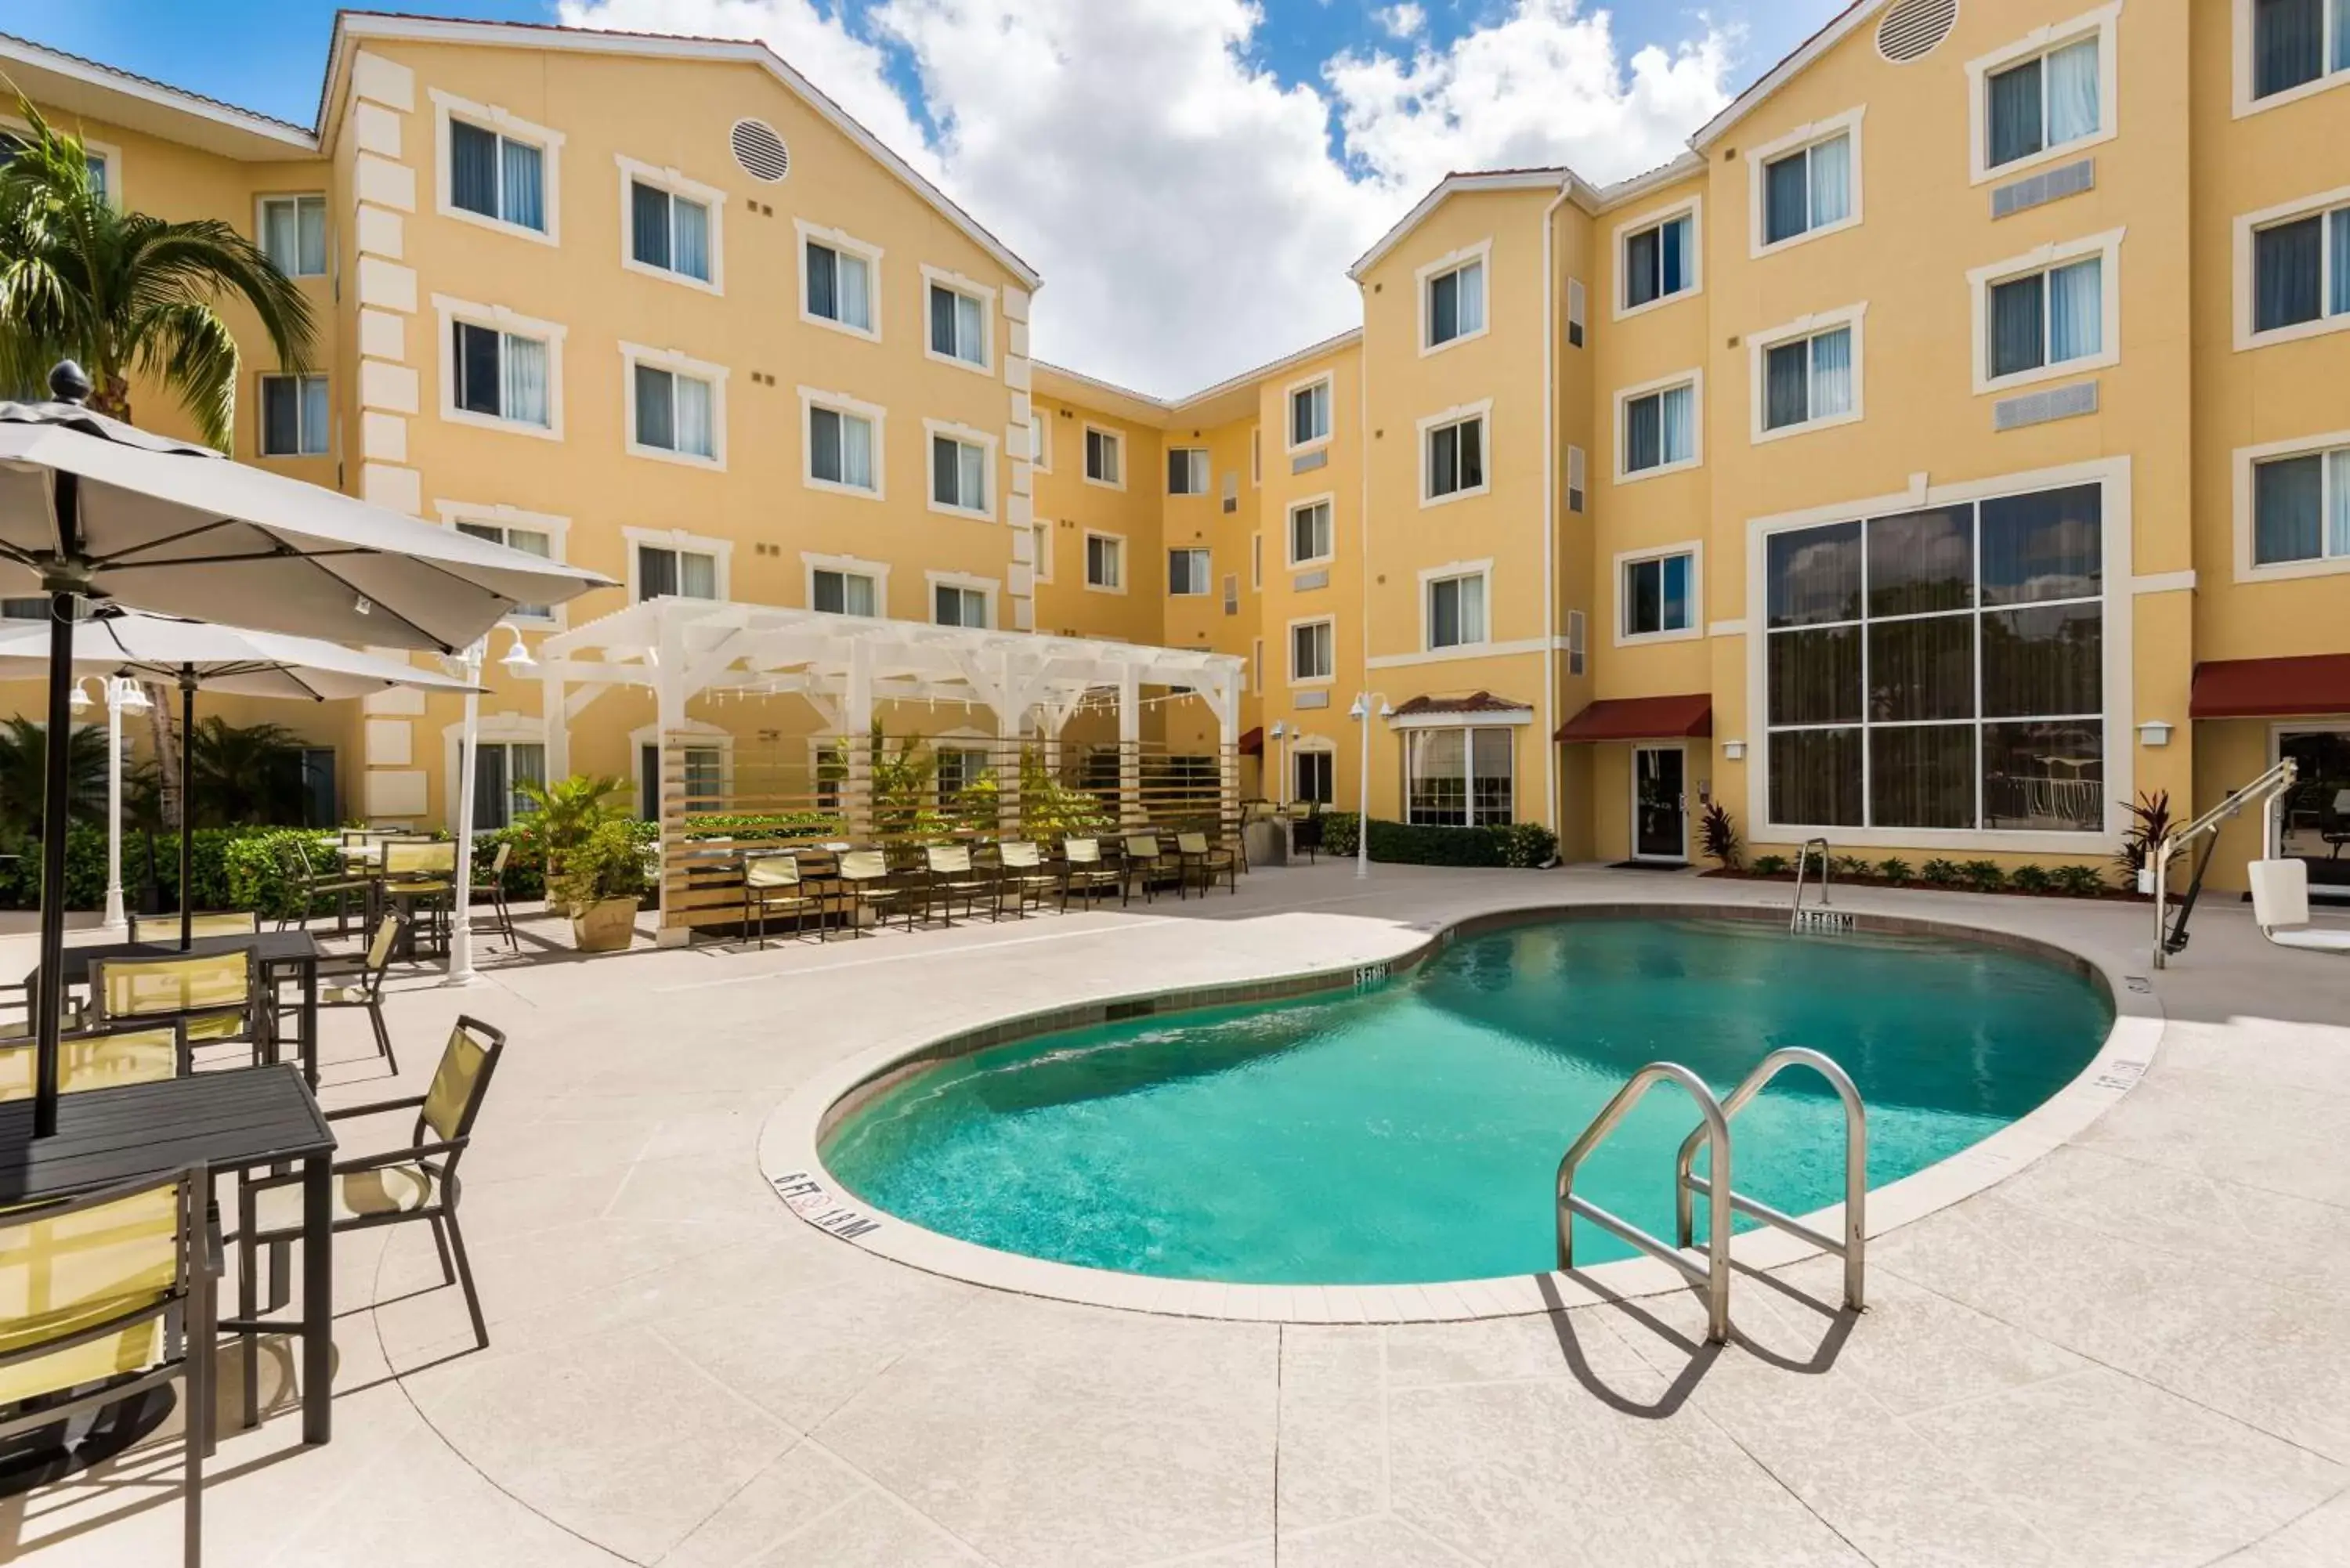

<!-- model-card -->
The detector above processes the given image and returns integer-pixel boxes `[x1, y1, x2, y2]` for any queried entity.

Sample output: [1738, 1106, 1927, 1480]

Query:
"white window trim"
[1288, 616, 1337, 687]
[1968, 226, 2126, 394]
[620, 342, 728, 471]
[430, 293, 566, 442]
[443, 714, 546, 835]
[255, 371, 331, 461]
[802, 550, 893, 616]
[1030, 519, 1055, 585]
[1741, 454, 2135, 854]
[1285, 372, 1335, 454]
[622, 525, 732, 604]
[1167, 546, 1213, 598]
[1419, 558, 1495, 652]
[922, 417, 999, 522]
[2232, 0, 2350, 117]
[3, 115, 122, 208]
[2232, 183, 2350, 350]
[1418, 399, 1494, 508]
[1965, 3, 2124, 186]
[1417, 238, 1493, 356]
[797, 385, 887, 500]
[1567, 277, 1588, 343]
[794, 219, 884, 341]
[1250, 425, 1261, 486]
[1083, 528, 1127, 594]
[1746, 107, 1866, 258]
[924, 569, 1000, 629]
[1613, 369, 1705, 484]
[253, 192, 328, 277]
[1748, 303, 1868, 445]
[429, 88, 562, 247]
[629, 721, 734, 818]
[1611, 196, 1704, 321]
[615, 154, 726, 295]
[1081, 423, 1126, 491]
[1287, 492, 1336, 569]
[1567, 443, 1588, 511]
[436, 500, 573, 629]
[1032, 410, 1053, 471]
[2233, 427, 2350, 583]
[1166, 446, 1212, 496]
[1614, 540, 1706, 647]
[920, 265, 996, 377]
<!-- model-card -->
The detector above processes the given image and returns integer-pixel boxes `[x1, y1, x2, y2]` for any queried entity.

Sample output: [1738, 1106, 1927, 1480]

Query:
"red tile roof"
[1392, 691, 1532, 718]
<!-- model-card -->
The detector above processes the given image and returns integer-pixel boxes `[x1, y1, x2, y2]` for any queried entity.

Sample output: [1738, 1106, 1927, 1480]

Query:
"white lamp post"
[69, 675, 150, 934]
[1269, 721, 1289, 807]
[445, 627, 537, 988]
[1347, 692, 1394, 880]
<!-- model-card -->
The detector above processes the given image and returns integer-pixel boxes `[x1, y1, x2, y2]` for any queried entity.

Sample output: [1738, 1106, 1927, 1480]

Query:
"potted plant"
[518, 773, 627, 914]
[551, 819, 649, 952]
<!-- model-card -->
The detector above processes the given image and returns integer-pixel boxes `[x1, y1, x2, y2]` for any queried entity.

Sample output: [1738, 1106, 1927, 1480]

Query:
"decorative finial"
[48, 361, 92, 405]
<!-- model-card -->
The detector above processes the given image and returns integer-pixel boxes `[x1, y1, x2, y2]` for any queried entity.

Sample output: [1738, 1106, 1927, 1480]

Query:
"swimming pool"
[820, 916, 2113, 1286]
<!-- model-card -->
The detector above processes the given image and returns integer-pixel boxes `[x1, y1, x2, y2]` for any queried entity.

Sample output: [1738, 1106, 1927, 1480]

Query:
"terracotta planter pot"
[571, 896, 638, 952]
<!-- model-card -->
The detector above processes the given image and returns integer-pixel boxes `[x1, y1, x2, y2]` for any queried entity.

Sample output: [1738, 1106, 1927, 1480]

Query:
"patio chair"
[1058, 838, 1123, 912]
[313, 913, 405, 1075]
[0, 1019, 192, 1099]
[1119, 833, 1172, 905]
[993, 841, 1059, 919]
[381, 840, 458, 959]
[922, 844, 992, 927]
[236, 1017, 507, 1425]
[1175, 830, 1238, 896]
[91, 948, 266, 1064]
[2248, 859, 2350, 956]
[741, 851, 819, 947]
[472, 841, 519, 952]
[128, 910, 260, 942]
[280, 836, 368, 937]
[1289, 811, 1323, 865]
[0, 1167, 219, 1566]
[837, 849, 916, 935]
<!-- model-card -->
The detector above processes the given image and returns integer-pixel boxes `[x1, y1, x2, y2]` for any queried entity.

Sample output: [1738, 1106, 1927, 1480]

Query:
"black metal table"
[0, 1065, 337, 1443]
[34, 930, 325, 1089]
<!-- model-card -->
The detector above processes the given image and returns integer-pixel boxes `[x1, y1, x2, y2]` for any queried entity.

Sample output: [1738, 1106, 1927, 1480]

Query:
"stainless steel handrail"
[1790, 837, 1833, 930]
[1673, 1046, 1867, 1312]
[1556, 1061, 1734, 1342]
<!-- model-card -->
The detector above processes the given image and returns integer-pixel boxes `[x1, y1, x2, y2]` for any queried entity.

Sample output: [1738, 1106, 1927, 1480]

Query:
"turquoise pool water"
[822, 917, 2112, 1285]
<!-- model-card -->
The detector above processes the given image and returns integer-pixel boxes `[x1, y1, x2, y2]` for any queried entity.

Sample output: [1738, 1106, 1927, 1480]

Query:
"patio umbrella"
[0, 604, 483, 952]
[0, 363, 611, 1135]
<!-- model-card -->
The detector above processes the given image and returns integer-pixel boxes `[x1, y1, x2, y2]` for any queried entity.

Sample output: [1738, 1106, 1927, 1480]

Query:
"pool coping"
[756, 900, 2163, 1324]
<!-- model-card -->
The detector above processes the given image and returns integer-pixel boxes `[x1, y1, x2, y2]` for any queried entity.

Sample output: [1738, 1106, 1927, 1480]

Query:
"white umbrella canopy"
[0, 605, 484, 699]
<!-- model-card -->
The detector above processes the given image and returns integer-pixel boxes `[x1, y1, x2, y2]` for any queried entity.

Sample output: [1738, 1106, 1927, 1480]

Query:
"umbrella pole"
[32, 481, 85, 1137]
[179, 669, 195, 950]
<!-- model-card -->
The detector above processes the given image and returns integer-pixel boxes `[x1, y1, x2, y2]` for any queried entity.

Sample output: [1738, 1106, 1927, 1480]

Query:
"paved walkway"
[5, 863, 2349, 1566]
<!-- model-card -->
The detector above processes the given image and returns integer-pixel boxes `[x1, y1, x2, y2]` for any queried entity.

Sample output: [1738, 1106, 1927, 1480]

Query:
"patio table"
[0, 1064, 337, 1444]
[34, 930, 326, 1090]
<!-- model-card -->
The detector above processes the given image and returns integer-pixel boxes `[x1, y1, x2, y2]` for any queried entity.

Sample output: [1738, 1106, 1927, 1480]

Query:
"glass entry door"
[1633, 746, 1688, 861]
[2277, 728, 2350, 901]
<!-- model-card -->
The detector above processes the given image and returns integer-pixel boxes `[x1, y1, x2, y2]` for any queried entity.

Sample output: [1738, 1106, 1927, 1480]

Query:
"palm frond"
[131, 302, 240, 449]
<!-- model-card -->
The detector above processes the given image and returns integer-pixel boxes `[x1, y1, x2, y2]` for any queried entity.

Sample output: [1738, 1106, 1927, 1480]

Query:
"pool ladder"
[1790, 838, 1852, 932]
[1554, 1048, 1868, 1342]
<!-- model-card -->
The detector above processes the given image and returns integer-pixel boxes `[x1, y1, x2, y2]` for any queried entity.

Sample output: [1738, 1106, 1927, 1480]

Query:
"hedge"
[0, 824, 307, 913]
[1314, 812, 1557, 869]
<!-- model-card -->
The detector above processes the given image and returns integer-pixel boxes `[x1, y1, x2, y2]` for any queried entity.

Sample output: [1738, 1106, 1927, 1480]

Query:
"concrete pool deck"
[7, 862, 2350, 1566]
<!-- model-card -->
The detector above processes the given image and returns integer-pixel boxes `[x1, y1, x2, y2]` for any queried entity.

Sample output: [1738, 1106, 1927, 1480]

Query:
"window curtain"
[2253, 455, 2323, 565]
[472, 742, 509, 832]
[1430, 427, 1459, 495]
[1456, 418, 1484, 489]
[1660, 216, 1690, 296]
[1457, 576, 1487, 643]
[262, 201, 299, 274]
[511, 744, 546, 824]
[675, 375, 714, 457]
[2044, 38, 2100, 145]
[1628, 559, 1663, 635]
[1765, 340, 1811, 429]
[1408, 730, 1467, 826]
[450, 121, 498, 217]
[841, 414, 874, 490]
[838, 253, 870, 329]
[2254, 0, 2325, 98]
[1980, 485, 2102, 603]
[297, 198, 327, 276]
[1458, 262, 1485, 334]
[1987, 58, 2044, 168]
[1429, 270, 1459, 343]
[2331, 449, 2350, 558]
[844, 574, 877, 616]
[500, 139, 544, 230]
[1625, 227, 1660, 307]
[806, 244, 838, 320]
[502, 334, 548, 426]
[959, 441, 985, 507]
[1808, 134, 1850, 229]
[1765, 154, 1810, 244]
[1470, 729, 1513, 825]
[673, 198, 710, 281]
[2047, 257, 2102, 362]
[679, 553, 717, 600]
[301, 376, 330, 454]
[813, 571, 845, 613]
[933, 437, 959, 506]
[1810, 327, 1853, 419]
[1989, 275, 2045, 378]
[1661, 554, 1691, 631]
[1431, 580, 1460, 646]
[810, 408, 842, 483]
[2331, 208, 2350, 316]
[1658, 385, 1694, 464]
[638, 546, 679, 600]
[631, 181, 670, 269]
[1625, 393, 1662, 471]
[262, 378, 299, 456]
[930, 286, 956, 356]
[634, 365, 674, 449]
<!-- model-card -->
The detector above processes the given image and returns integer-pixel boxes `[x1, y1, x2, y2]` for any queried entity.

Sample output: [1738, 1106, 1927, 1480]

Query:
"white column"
[541, 670, 570, 782]
[101, 682, 126, 934]
[844, 639, 876, 839]
[1117, 664, 1142, 826]
[1213, 670, 1240, 849]
[445, 640, 486, 985]
[653, 612, 689, 948]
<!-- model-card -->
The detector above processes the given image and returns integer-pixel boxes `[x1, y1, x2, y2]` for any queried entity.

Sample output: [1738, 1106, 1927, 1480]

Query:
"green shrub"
[1311, 812, 1554, 868]
[1921, 858, 1961, 887]
[1877, 857, 1914, 884]
[551, 819, 653, 909]
[0, 823, 305, 912]
[1835, 854, 1871, 880]
[2010, 864, 2054, 894]
[1751, 854, 1789, 876]
[2052, 864, 2106, 898]
[1319, 811, 1358, 857]
[1960, 858, 2006, 892]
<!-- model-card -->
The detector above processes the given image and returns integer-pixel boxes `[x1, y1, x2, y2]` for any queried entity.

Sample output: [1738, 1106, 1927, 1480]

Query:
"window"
[1567, 609, 1587, 676]
[0, 131, 111, 203]
[1224, 574, 1239, 615]
[927, 279, 989, 368]
[258, 194, 327, 277]
[638, 743, 722, 819]
[1621, 378, 1699, 476]
[1168, 447, 1209, 495]
[812, 568, 880, 616]
[805, 396, 880, 495]
[1426, 572, 1488, 650]
[2250, 0, 2350, 103]
[1084, 426, 1123, 487]
[1032, 522, 1054, 583]
[1758, 320, 1858, 436]
[1567, 278, 1587, 348]
[1289, 499, 1333, 565]
[1622, 551, 1697, 639]
[801, 227, 877, 336]
[637, 544, 718, 602]
[1424, 251, 1487, 349]
[937, 748, 990, 804]
[447, 113, 548, 234]
[449, 318, 552, 430]
[1294, 749, 1334, 806]
[627, 175, 714, 286]
[259, 374, 329, 457]
[1985, 36, 2101, 170]
[2251, 440, 2350, 569]
[1987, 257, 2104, 381]
[1251, 426, 1261, 484]
[454, 518, 556, 620]
[1085, 532, 1124, 591]
[1759, 128, 1854, 248]
[629, 358, 719, 462]
[1424, 411, 1487, 501]
[1291, 620, 1334, 682]
[1289, 378, 1332, 449]
[1621, 208, 1697, 312]
[472, 742, 545, 832]
[1032, 413, 1052, 470]
[931, 432, 990, 514]
[934, 583, 989, 627]
[1251, 533, 1264, 588]
[1169, 547, 1211, 596]
[1407, 728, 1513, 826]
[1567, 445, 1587, 512]
[2251, 195, 2350, 336]
[1762, 482, 2106, 834]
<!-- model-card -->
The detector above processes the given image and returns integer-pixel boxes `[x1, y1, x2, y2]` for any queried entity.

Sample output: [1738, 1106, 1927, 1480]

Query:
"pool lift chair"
[2151, 758, 2301, 969]
[2247, 858, 2350, 956]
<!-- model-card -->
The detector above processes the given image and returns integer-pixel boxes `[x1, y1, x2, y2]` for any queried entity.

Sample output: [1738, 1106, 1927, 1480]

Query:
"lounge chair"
[993, 840, 1059, 919]
[91, 948, 266, 1065]
[1120, 833, 1171, 905]
[1059, 838, 1123, 912]
[741, 850, 819, 946]
[1176, 830, 1238, 895]
[128, 910, 259, 942]
[837, 849, 916, 935]
[922, 844, 992, 926]
[2248, 859, 2350, 955]
[313, 913, 404, 1075]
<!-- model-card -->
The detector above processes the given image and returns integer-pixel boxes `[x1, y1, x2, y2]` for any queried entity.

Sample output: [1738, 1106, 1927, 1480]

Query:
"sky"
[11, 0, 1853, 397]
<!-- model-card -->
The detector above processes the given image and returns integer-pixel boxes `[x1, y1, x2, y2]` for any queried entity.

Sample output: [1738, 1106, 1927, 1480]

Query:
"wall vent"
[1990, 157, 2095, 219]
[1994, 380, 2099, 432]
[729, 118, 790, 182]
[1876, 0, 1959, 63]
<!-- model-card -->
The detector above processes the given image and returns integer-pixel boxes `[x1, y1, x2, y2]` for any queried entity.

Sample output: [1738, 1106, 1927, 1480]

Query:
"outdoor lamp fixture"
[498, 627, 538, 677]
[1348, 693, 1395, 880]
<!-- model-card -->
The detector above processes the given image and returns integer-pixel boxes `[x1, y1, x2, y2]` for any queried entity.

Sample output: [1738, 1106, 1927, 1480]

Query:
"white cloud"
[556, 0, 1733, 396]
[1375, 3, 1426, 39]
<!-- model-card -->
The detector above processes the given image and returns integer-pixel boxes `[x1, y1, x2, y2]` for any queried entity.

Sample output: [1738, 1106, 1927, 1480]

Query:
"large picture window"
[2251, 0, 2350, 102]
[1406, 728, 1513, 826]
[2251, 197, 2350, 335]
[1763, 482, 2105, 835]
[2252, 441, 2350, 566]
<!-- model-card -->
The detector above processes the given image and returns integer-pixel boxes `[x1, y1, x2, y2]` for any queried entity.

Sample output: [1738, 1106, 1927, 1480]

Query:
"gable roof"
[0, 30, 317, 159]
[1690, 1, 1884, 150]
[1033, 327, 1363, 428]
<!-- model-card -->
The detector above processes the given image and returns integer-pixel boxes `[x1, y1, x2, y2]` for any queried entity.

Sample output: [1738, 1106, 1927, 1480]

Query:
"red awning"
[1554, 695, 1713, 742]
[1238, 726, 1264, 757]
[2190, 655, 2350, 719]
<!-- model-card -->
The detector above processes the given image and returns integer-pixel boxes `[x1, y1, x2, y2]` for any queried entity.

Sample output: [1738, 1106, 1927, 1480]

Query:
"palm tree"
[184, 716, 306, 826]
[0, 716, 107, 840]
[0, 99, 318, 828]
